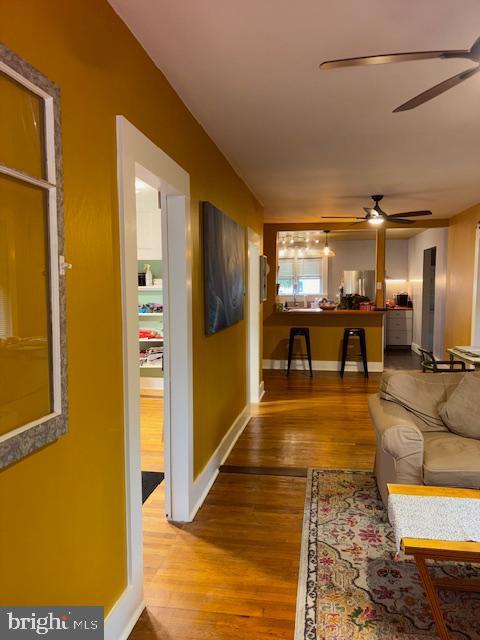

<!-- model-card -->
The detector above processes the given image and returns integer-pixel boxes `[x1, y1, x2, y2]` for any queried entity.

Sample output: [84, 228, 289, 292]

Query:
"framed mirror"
[0, 43, 67, 468]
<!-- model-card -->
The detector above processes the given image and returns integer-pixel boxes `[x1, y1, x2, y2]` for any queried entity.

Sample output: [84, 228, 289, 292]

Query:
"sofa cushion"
[439, 373, 480, 440]
[423, 431, 480, 488]
[379, 370, 464, 432]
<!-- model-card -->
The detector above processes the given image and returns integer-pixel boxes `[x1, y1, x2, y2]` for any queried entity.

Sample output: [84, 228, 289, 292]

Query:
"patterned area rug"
[295, 469, 480, 640]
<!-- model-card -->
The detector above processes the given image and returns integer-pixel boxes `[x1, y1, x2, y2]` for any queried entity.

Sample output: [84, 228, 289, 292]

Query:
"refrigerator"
[343, 270, 376, 301]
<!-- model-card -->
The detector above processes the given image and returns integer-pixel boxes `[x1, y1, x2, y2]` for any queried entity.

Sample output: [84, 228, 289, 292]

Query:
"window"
[0, 44, 67, 468]
[278, 257, 326, 296]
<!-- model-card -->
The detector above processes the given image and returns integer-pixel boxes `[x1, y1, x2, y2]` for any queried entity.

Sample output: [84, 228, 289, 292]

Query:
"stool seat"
[340, 327, 368, 378]
[287, 327, 313, 377]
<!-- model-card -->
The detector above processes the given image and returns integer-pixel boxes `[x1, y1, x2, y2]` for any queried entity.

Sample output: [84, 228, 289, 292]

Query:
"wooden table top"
[387, 483, 480, 557]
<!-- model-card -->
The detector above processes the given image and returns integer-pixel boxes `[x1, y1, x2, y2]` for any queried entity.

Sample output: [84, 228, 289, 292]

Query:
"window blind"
[298, 257, 323, 277]
[278, 258, 294, 278]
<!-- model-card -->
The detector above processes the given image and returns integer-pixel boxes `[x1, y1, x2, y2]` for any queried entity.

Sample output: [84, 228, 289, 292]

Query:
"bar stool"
[287, 327, 313, 377]
[340, 327, 368, 378]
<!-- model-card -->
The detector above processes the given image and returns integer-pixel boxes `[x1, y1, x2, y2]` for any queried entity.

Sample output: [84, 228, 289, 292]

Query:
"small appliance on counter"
[394, 293, 409, 307]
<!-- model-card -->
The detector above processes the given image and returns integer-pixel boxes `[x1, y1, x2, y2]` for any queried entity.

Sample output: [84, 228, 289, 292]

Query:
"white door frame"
[471, 223, 480, 345]
[107, 116, 193, 640]
[247, 228, 262, 403]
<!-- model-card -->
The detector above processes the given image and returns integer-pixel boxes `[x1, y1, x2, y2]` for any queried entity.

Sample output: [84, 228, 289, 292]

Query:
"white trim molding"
[263, 359, 384, 373]
[190, 405, 251, 521]
[258, 380, 265, 402]
[411, 342, 422, 356]
[105, 588, 145, 640]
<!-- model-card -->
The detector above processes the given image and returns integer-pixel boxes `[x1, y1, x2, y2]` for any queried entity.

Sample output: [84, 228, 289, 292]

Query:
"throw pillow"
[439, 373, 480, 440]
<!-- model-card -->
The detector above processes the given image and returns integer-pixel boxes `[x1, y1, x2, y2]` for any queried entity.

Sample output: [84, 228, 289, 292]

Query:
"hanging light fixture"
[322, 230, 335, 257]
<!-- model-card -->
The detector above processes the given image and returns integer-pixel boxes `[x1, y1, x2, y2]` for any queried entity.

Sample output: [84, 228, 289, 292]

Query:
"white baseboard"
[189, 404, 250, 520]
[139, 377, 164, 390]
[262, 358, 384, 373]
[104, 584, 145, 640]
[411, 342, 421, 355]
[258, 380, 265, 401]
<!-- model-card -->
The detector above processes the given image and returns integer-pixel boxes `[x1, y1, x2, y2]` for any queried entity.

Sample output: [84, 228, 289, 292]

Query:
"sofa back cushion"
[439, 373, 480, 439]
[379, 370, 465, 432]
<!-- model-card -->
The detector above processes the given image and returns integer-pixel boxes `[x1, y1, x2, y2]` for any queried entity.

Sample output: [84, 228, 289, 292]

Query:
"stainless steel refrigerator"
[343, 270, 376, 301]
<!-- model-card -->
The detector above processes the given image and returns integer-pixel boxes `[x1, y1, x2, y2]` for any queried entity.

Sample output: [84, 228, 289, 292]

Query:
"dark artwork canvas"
[203, 202, 245, 335]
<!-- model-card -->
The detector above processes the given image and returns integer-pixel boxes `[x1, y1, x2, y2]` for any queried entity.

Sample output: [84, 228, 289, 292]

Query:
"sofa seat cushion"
[423, 431, 480, 488]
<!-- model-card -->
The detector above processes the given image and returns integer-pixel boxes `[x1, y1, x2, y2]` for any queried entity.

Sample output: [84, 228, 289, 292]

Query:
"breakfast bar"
[264, 308, 385, 373]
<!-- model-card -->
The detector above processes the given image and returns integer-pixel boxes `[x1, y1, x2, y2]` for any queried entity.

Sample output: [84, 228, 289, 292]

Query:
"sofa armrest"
[369, 394, 425, 489]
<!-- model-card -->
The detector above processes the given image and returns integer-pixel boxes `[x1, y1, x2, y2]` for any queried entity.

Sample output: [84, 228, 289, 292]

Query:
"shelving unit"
[138, 280, 163, 390]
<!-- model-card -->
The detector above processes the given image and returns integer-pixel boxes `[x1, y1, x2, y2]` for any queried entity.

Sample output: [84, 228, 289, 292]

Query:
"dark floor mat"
[141, 471, 164, 504]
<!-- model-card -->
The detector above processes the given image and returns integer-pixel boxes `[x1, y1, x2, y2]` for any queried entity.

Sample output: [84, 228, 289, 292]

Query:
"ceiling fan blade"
[350, 220, 368, 226]
[320, 216, 365, 219]
[393, 66, 480, 112]
[387, 218, 415, 224]
[320, 50, 470, 70]
[388, 211, 432, 218]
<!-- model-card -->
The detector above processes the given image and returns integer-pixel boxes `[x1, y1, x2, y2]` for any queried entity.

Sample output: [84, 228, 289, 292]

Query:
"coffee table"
[387, 484, 480, 640]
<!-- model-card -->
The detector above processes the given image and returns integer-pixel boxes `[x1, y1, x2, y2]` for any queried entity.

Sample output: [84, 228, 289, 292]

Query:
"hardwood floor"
[140, 390, 164, 473]
[226, 371, 379, 470]
[384, 348, 422, 370]
[130, 370, 379, 639]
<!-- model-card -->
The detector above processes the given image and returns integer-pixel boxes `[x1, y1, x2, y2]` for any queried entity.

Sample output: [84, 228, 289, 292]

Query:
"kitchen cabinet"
[386, 309, 413, 347]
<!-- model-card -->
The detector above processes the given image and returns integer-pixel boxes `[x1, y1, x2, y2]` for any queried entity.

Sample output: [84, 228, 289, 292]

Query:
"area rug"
[141, 471, 164, 504]
[295, 469, 480, 640]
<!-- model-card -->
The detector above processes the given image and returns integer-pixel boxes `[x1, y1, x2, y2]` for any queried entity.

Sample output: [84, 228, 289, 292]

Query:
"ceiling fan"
[322, 195, 432, 226]
[320, 36, 480, 111]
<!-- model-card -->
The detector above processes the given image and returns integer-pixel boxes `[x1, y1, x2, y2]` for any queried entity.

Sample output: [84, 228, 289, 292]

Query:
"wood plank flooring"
[140, 390, 164, 473]
[129, 370, 379, 639]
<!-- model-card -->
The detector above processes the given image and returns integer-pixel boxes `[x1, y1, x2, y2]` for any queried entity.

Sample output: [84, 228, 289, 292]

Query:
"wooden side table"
[387, 484, 480, 640]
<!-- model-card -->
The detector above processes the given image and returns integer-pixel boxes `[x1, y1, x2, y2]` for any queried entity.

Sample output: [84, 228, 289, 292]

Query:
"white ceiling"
[109, 0, 480, 222]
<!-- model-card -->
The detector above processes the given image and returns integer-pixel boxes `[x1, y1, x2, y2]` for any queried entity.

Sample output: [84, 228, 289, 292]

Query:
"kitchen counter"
[264, 306, 385, 372]
[277, 308, 384, 315]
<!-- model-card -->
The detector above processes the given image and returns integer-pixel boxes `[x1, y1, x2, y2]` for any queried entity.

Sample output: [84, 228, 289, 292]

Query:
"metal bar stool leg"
[287, 331, 294, 376]
[359, 329, 368, 378]
[340, 329, 349, 378]
[304, 329, 313, 377]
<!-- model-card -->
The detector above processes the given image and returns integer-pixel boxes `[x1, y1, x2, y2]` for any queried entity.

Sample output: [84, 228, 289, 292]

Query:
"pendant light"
[322, 230, 335, 257]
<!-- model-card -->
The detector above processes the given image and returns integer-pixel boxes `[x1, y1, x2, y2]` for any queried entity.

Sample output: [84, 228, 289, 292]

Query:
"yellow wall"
[445, 203, 480, 348]
[0, 0, 262, 613]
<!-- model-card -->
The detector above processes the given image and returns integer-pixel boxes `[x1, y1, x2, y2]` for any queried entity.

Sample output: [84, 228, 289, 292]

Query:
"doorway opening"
[421, 247, 436, 352]
[247, 229, 262, 403]
[109, 116, 192, 640]
[136, 174, 165, 504]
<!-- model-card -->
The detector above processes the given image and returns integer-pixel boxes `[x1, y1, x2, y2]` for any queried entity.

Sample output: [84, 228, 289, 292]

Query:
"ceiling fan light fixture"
[368, 216, 384, 226]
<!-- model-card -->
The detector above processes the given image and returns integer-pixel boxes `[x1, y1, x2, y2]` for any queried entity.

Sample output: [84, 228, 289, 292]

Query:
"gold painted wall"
[445, 203, 480, 348]
[263, 224, 384, 363]
[0, 0, 262, 613]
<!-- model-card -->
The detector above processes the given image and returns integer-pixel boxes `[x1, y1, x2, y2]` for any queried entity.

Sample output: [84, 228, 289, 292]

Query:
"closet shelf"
[138, 285, 162, 291]
[138, 312, 163, 317]
[139, 337, 163, 343]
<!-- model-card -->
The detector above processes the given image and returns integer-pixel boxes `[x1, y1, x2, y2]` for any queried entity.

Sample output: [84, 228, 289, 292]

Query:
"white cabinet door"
[135, 180, 162, 260]
[137, 205, 162, 260]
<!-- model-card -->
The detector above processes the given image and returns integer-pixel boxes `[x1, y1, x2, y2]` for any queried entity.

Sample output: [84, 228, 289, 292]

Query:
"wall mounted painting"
[203, 202, 245, 335]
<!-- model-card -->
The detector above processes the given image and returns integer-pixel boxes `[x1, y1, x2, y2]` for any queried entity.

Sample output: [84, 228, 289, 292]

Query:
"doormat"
[141, 471, 164, 504]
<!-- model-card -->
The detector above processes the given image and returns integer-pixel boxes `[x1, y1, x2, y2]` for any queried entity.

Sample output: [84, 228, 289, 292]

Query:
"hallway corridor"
[130, 370, 379, 639]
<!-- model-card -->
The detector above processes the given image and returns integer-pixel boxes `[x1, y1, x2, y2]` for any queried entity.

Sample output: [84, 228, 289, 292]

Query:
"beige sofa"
[369, 370, 480, 505]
